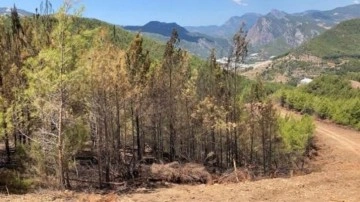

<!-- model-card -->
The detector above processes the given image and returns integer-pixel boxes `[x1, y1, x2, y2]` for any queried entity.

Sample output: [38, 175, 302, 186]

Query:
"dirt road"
[1, 113, 360, 201]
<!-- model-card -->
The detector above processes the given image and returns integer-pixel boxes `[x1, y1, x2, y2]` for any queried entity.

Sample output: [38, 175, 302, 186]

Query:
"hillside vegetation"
[297, 19, 360, 59]
[276, 75, 360, 130]
[261, 19, 360, 84]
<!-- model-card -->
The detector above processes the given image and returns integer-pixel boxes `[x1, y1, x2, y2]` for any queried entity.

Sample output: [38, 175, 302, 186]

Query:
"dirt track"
[1, 112, 360, 201]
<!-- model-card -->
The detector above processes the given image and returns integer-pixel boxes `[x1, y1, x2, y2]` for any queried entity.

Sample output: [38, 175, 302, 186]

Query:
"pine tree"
[125, 33, 151, 161]
[161, 29, 189, 161]
[25, 3, 89, 188]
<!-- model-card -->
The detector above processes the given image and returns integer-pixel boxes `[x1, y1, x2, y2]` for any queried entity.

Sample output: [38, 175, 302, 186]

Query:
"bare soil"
[1, 110, 360, 201]
[241, 60, 272, 79]
[350, 80, 360, 89]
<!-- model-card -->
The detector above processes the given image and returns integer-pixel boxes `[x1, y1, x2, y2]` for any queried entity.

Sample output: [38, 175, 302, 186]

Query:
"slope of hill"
[247, 9, 324, 58]
[254, 19, 360, 84]
[296, 19, 360, 59]
[247, 4, 360, 59]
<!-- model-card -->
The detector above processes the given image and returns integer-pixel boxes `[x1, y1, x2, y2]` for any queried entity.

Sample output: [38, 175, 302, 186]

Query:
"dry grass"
[149, 162, 212, 184]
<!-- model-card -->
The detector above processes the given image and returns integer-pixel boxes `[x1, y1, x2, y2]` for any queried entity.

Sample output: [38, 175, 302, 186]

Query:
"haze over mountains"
[123, 21, 231, 58]
[3, 3, 360, 60]
[247, 4, 360, 58]
[0, 7, 32, 17]
[185, 13, 262, 39]
[123, 4, 360, 60]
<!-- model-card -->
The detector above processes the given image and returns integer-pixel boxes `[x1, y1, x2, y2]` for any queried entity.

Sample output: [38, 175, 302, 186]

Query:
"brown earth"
[241, 60, 272, 79]
[350, 80, 360, 89]
[1, 110, 360, 201]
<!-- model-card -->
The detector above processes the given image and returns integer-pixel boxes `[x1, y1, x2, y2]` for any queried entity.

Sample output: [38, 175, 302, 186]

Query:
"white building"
[299, 78, 313, 85]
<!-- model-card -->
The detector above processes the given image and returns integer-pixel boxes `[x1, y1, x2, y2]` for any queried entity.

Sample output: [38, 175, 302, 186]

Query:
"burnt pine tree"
[162, 29, 182, 161]
[125, 33, 151, 161]
[226, 24, 249, 165]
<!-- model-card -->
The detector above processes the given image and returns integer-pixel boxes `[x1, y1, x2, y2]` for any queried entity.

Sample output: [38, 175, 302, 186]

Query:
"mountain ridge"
[0, 7, 33, 17]
[124, 21, 203, 43]
[185, 13, 262, 39]
[123, 21, 231, 58]
[248, 4, 360, 59]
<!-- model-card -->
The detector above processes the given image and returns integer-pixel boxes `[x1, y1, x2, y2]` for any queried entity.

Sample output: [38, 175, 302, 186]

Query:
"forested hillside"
[259, 18, 360, 86]
[0, 3, 314, 191]
[296, 19, 360, 59]
[277, 75, 360, 130]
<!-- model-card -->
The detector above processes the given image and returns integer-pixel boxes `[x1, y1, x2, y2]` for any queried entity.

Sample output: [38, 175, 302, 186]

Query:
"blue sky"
[0, 0, 359, 26]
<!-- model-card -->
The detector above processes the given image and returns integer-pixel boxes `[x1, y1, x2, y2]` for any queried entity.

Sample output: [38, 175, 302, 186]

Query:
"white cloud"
[233, 0, 248, 6]
[354, 0, 360, 4]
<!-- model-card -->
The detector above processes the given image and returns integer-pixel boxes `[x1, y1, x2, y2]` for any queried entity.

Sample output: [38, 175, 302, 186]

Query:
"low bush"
[0, 169, 32, 194]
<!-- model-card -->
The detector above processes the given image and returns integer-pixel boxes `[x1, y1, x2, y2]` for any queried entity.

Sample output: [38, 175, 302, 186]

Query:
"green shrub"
[277, 74, 360, 130]
[278, 115, 314, 154]
[0, 170, 32, 194]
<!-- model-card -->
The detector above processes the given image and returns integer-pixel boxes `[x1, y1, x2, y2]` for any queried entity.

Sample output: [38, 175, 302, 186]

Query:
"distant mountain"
[0, 7, 33, 17]
[186, 13, 262, 39]
[247, 4, 360, 59]
[247, 9, 324, 58]
[294, 4, 360, 26]
[261, 19, 360, 83]
[123, 21, 231, 58]
[124, 21, 202, 43]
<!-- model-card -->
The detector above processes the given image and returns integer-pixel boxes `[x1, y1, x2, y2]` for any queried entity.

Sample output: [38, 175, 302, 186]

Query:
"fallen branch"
[5, 185, 9, 196]
[69, 178, 126, 186]
[233, 159, 239, 182]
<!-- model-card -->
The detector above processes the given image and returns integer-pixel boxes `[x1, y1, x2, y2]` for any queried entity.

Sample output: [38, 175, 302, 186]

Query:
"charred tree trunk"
[136, 114, 142, 160]
[211, 129, 215, 153]
[4, 122, 11, 163]
[96, 121, 103, 188]
[103, 91, 110, 184]
[58, 95, 65, 188]
[169, 121, 176, 162]
[115, 91, 122, 164]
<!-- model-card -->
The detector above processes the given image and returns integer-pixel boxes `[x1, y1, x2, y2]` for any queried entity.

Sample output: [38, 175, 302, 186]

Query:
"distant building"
[299, 78, 313, 85]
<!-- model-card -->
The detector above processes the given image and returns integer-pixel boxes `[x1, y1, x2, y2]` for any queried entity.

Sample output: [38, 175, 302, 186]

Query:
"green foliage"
[277, 74, 360, 130]
[279, 115, 314, 153]
[297, 19, 360, 59]
[64, 117, 89, 156]
[0, 170, 32, 194]
[29, 141, 50, 176]
[0, 145, 32, 194]
[305, 75, 358, 99]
